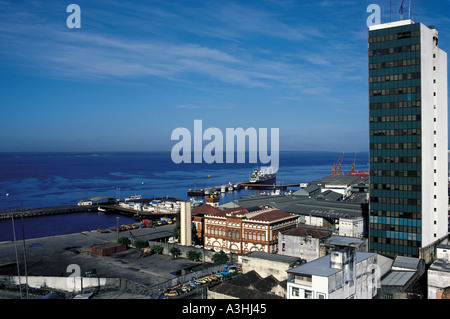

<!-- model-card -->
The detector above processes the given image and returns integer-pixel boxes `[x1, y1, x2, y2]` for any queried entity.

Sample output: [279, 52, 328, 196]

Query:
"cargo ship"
[249, 166, 276, 184]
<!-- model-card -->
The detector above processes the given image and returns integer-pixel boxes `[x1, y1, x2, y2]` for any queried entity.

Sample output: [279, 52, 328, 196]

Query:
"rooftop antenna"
[390, 0, 392, 22]
[399, 0, 404, 20]
[409, 0, 412, 20]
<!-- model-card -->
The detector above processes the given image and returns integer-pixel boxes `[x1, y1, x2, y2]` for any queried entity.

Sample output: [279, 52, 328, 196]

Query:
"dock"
[0, 205, 97, 220]
[240, 183, 301, 189]
[188, 180, 301, 196]
[98, 204, 177, 218]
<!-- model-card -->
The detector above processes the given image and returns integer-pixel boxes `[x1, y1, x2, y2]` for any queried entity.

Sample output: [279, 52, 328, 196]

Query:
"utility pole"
[116, 217, 120, 241]
[11, 214, 22, 299]
[20, 202, 29, 299]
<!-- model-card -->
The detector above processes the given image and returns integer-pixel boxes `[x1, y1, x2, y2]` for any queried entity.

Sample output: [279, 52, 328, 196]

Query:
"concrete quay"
[0, 224, 204, 299]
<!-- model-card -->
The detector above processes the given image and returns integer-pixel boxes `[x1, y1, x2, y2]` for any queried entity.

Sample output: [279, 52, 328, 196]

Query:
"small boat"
[187, 189, 204, 196]
[97, 226, 109, 233]
[98, 207, 107, 212]
[125, 195, 142, 202]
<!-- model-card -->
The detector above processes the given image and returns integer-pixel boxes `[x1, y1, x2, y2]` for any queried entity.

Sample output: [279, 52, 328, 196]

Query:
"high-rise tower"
[368, 19, 448, 259]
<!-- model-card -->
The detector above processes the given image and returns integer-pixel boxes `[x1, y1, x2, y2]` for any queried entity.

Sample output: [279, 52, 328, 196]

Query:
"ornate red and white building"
[194, 204, 298, 254]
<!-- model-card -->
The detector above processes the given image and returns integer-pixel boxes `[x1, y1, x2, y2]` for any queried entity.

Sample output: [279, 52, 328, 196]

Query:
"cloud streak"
[0, 0, 341, 91]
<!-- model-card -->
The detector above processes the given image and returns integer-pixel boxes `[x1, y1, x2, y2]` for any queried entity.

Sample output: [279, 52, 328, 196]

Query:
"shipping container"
[91, 242, 127, 256]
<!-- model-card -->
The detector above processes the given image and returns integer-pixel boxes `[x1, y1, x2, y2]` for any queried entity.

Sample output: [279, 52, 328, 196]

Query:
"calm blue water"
[0, 151, 368, 242]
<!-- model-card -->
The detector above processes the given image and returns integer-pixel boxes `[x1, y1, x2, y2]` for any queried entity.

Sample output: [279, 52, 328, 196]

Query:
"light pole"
[11, 214, 22, 299]
[229, 231, 233, 263]
[20, 202, 29, 299]
[116, 217, 120, 241]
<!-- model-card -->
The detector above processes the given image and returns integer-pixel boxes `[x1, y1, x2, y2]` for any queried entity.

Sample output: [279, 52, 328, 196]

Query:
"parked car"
[194, 278, 207, 285]
[163, 289, 178, 297]
[186, 281, 197, 288]
[119, 224, 132, 231]
[209, 275, 217, 281]
[181, 285, 192, 292]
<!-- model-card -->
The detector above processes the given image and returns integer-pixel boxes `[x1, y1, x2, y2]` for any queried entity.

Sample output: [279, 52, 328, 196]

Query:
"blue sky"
[0, 0, 449, 152]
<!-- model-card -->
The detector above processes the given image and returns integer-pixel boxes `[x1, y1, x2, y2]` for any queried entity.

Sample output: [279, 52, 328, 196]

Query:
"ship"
[187, 188, 204, 197]
[248, 166, 276, 184]
[124, 195, 142, 202]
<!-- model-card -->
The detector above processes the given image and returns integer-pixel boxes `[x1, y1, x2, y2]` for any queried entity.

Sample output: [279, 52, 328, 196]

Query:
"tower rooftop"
[369, 19, 414, 31]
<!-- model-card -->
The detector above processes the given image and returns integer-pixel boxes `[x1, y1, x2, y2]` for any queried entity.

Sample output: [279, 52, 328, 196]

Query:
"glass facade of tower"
[368, 22, 422, 257]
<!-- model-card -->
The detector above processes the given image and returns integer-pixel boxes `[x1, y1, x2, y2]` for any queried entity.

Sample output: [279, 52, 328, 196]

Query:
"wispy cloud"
[175, 104, 233, 110]
[0, 0, 367, 95]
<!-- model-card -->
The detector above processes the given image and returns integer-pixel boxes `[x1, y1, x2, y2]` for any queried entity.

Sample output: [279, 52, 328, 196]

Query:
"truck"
[141, 219, 153, 227]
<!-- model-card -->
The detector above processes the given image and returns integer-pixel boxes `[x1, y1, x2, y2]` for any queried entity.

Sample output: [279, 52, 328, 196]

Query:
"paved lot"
[0, 224, 203, 296]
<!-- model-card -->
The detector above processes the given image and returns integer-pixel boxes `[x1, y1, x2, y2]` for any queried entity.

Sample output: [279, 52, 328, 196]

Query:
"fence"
[147, 240, 217, 262]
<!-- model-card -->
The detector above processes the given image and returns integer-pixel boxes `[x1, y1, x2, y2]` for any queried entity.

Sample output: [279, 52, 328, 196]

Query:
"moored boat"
[249, 166, 276, 184]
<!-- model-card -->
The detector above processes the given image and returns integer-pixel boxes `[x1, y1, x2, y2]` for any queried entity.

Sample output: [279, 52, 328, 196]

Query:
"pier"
[98, 204, 177, 218]
[240, 182, 301, 189]
[188, 181, 301, 196]
[0, 205, 97, 220]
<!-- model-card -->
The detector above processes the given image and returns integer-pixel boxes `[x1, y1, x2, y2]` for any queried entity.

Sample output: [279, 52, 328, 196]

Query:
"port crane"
[350, 152, 357, 173]
[332, 152, 344, 176]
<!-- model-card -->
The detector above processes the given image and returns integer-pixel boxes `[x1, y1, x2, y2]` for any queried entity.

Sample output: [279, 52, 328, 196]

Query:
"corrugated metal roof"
[381, 271, 415, 286]
[287, 255, 340, 277]
[287, 252, 376, 278]
[392, 256, 420, 271]
[325, 235, 365, 246]
[246, 251, 301, 264]
[234, 195, 364, 220]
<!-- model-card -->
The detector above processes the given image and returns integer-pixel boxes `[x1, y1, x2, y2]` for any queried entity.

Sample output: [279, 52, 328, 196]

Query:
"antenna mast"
[390, 0, 392, 22]
[400, 0, 404, 20]
[409, 0, 412, 20]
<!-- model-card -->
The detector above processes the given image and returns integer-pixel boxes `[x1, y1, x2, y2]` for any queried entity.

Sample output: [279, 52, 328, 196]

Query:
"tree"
[187, 250, 202, 262]
[134, 239, 149, 250]
[211, 251, 229, 265]
[152, 245, 164, 254]
[172, 211, 180, 242]
[170, 247, 182, 258]
[118, 237, 131, 246]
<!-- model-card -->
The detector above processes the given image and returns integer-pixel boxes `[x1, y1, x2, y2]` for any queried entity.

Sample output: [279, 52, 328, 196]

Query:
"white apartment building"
[286, 247, 391, 299]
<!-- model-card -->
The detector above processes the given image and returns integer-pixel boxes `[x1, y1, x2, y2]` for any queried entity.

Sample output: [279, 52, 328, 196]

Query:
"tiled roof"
[248, 209, 296, 222]
[283, 226, 331, 239]
[227, 270, 262, 288]
[252, 275, 280, 292]
[192, 204, 220, 215]
[209, 282, 283, 299]
[208, 270, 286, 299]
[192, 204, 244, 217]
